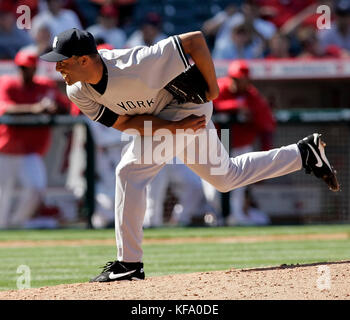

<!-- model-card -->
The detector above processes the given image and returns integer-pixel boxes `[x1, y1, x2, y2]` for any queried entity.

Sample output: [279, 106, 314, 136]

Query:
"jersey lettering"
[126, 101, 137, 109]
[136, 101, 146, 108]
[147, 99, 154, 107]
[116, 102, 127, 111]
[116, 99, 155, 111]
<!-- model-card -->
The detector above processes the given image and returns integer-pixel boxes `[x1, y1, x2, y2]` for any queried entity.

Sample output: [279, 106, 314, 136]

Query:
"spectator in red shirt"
[214, 60, 276, 151]
[212, 60, 275, 226]
[0, 49, 69, 229]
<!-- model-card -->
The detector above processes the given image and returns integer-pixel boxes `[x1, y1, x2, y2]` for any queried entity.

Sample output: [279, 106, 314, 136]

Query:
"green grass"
[0, 225, 350, 291]
[0, 224, 350, 241]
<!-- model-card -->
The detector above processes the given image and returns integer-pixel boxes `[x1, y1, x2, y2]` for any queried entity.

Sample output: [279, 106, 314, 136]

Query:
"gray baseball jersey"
[67, 36, 190, 126]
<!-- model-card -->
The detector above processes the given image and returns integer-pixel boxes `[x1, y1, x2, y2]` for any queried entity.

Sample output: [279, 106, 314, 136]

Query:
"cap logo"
[53, 36, 58, 49]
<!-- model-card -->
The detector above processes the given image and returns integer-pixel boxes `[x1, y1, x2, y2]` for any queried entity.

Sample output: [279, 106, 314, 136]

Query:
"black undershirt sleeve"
[94, 105, 119, 127]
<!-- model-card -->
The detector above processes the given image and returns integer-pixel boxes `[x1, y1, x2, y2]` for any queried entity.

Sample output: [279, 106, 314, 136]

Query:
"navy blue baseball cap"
[40, 28, 98, 62]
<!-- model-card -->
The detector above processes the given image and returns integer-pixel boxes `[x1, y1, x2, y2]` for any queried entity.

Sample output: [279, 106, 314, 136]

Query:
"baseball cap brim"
[40, 50, 70, 62]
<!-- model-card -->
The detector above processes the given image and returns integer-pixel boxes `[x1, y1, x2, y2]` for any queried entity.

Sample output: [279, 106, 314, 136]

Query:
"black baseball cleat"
[297, 133, 340, 192]
[89, 260, 145, 282]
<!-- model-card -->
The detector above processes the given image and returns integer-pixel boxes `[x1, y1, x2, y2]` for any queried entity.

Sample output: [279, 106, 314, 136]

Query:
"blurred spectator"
[265, 32, 291, 59]
[212, 60, 275, 226]
[31, 0, 82, 42]
[125, 12, 167, 47]
[212, 19, 265, 59]
[318, 0, 350, 54]
[210, 0, 276, 56]
[62, 0, 91, 28]
[239, 0, 277, 38]
[202, 3, 238, 37]
[0, 3, 33, 59]
[0, 49, 69, 229]
[22, 23, 52, 56]
[89, 0, 137, 28]
[202, 3, 238, 49]
[87, 4, 126, 49]
[114, 0, 137, 29]
[298, 26, 349, 58]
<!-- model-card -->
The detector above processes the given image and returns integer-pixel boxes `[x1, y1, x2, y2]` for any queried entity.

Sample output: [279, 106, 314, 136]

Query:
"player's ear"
[78, 56, 89, 66]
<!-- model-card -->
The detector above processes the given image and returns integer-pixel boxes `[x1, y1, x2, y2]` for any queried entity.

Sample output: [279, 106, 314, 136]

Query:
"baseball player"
[40, 28, 339, 282]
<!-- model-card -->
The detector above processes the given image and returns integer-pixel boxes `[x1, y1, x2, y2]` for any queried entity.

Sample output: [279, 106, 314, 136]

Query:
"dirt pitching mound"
[1, 261, 349, 300]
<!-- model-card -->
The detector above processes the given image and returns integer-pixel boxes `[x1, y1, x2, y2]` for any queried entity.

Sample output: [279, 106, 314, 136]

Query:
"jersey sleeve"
[67, 84, 119, 127]
[132, 36, 190, 89]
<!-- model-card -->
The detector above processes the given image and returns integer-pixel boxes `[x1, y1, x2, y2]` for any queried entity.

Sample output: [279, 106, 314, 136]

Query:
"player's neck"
[86, 56, 104, 85]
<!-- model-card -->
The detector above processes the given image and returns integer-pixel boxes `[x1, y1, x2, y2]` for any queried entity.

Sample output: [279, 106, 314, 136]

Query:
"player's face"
[55, 57, 83, 85]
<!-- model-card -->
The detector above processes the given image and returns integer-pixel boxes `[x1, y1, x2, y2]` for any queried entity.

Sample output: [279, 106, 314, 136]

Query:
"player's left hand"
[177, 115, 207, 132]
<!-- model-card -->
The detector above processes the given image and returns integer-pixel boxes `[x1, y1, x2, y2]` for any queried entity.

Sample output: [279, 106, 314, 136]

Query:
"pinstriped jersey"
[66, 36, 190, 126]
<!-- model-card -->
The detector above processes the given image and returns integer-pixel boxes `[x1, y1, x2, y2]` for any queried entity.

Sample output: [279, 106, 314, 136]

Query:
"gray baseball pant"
[114, 102, 302, 262]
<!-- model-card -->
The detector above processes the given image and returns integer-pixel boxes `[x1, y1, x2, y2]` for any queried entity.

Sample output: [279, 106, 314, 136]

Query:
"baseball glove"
[164, 64, 209, 104]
